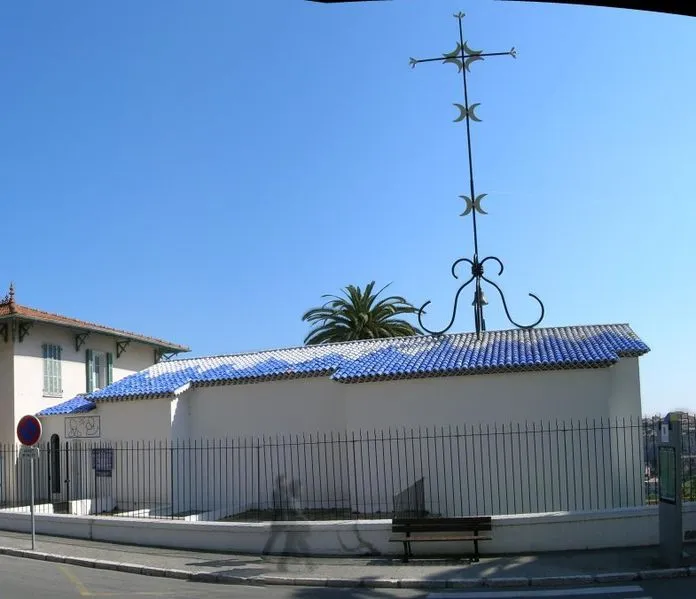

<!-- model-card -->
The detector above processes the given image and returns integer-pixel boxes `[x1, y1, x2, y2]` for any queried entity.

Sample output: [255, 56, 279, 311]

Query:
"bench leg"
[472, 538, 480, 563]
[402, 541, 410, 563]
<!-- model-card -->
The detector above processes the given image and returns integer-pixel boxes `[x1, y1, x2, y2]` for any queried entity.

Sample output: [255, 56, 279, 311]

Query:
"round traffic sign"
[17, 415, 42, 446]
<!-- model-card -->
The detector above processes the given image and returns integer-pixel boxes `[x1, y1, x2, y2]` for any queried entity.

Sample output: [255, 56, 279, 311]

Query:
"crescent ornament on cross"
[461, 40, 483, 57]
[441, 43, 464, 71]
[459, 193, 489, 216]
[453, 103, 482, 122]
[464, 54, 484, 72]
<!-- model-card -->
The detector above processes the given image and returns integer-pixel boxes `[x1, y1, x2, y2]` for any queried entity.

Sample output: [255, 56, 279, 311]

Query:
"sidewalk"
[0, 529, 694, 590]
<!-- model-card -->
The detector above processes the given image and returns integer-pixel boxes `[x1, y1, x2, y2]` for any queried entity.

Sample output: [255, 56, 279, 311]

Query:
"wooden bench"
[389, 517, 492, 563]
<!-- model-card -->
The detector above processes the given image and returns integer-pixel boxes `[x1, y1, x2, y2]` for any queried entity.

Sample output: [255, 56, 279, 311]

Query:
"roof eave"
[0, 312, 189, 354]
[37, 405, 97, 417]
[92, 392, 176, 403]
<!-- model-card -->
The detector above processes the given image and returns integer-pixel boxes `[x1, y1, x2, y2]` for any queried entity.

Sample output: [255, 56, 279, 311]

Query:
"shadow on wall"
[262, 476, 313, 571]
[259, 475, 381, 572]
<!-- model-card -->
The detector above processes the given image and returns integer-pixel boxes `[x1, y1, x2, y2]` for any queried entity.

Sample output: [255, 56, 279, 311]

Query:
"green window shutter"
[42, 344, 48, 393]
[48, 348, 53, 392]
[57, 346, 62, 393]
[106, 352, 113, 386]
[86, 349, 94, 393]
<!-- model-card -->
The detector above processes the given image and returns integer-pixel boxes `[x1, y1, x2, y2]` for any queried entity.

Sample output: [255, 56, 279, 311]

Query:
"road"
[0, 555, 692, 599]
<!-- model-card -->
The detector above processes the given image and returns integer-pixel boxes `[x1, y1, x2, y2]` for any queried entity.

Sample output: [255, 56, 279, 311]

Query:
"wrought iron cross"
[412, 11, 544, 337]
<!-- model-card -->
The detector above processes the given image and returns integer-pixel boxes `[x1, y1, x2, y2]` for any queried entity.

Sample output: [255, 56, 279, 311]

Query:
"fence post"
[256, 439, 261, 512]
[351, 431, 359, 518]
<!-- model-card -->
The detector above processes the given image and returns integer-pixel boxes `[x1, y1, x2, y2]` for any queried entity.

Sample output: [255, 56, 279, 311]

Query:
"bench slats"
[392, 524, 491, 533]
[389, 535, 493, 542]
[390, 517, 493, 563]
[392, 517, 491, 525]
[392, 522, 491, 533]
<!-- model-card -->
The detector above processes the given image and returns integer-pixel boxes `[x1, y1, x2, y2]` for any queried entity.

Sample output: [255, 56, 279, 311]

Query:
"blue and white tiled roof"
[332, 324, 647, 381]
[37, 324, 649, 416]
[39, 395, 98, 416]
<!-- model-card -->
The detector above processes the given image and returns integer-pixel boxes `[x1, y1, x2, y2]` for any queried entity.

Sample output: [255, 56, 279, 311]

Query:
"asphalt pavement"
[0, 528, 695, 597]
[2, 554, 696, 599]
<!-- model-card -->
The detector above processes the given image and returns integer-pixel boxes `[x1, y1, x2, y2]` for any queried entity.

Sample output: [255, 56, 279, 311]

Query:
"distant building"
[0, 283, 188, 446]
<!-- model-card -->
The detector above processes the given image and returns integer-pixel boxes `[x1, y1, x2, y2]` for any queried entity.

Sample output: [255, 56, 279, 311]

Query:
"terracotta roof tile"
[0, 300, 188, 353]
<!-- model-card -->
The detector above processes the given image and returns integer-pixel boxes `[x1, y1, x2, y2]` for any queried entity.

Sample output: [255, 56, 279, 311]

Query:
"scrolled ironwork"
[418, 274, 476, 336]
[419, 254, 544, 335]
[481, 274, 545, 330]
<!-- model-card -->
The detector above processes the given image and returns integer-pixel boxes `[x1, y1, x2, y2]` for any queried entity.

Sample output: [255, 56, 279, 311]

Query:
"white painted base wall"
[0, 498, 115, 517]
[68, 497, 116, 516]
[0, 504, 55, 515]
[0, 505, 693, 557]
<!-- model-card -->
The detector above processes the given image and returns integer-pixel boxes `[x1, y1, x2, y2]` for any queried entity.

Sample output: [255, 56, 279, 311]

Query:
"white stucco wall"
[163, 363, 641, 519]
[0, 341, 17, 504]
[30, 359, 646, 521]
[14, 323, 157, 425]
[339, 367, 622, 517]
[35, 399, 174, 511]
[609, 358, 642, 422]
[100, 399, 173, 513]
[606, 357, 644, 508]
[96, 399, 173, 442]
[342, 367, 615, 431]
[38, 398, 174, 445]
[184, 379, 347, 439]
[0, 340, 15, 445]
[180, 367, 626, 438]
[170, 379, 348, 516]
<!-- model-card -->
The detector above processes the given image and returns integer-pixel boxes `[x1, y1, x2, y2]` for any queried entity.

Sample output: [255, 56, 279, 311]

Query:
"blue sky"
[1, 1, 694, 416]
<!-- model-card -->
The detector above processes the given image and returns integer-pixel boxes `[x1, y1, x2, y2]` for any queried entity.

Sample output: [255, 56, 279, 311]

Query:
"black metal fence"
[0, 415, 693, 521]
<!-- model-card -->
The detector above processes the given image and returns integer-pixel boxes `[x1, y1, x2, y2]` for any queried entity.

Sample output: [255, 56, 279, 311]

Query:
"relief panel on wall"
[65, 416, 101, 439]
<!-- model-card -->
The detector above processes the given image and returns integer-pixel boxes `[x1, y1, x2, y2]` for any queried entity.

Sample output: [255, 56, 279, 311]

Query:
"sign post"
[658, 412, 683, 567]
[16, 415, 42, 551]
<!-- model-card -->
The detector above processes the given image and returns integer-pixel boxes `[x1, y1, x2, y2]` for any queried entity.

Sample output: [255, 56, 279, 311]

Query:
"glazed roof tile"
[37, 324, 649, 416]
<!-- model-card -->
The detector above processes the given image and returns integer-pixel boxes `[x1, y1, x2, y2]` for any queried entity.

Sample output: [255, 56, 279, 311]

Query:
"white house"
[0, 284, 188, 508]
[35, 323, 650, 520]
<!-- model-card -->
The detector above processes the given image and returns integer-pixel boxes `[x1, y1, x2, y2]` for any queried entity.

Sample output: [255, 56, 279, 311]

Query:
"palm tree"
[302, 281, 422, 345]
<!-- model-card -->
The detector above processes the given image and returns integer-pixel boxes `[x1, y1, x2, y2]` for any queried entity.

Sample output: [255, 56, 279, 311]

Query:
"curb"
[0, 546, 693, 590]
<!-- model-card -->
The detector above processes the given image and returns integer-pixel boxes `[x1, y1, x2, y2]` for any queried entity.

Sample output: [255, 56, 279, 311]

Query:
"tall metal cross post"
[411, 11, 544, 337]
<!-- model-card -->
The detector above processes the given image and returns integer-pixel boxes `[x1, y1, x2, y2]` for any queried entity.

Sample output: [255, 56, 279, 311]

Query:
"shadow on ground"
[180, 540, 696, 589]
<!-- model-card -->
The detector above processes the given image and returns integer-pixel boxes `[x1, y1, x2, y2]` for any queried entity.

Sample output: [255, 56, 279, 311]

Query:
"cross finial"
[3, 282, 16, 311]
[411, 11, 544, 338]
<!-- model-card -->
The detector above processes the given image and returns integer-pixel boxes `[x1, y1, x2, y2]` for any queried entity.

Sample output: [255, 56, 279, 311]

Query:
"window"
[85, 349, 113, 392]
[42, 344, 62, 396]
[92, 351, 107, 391]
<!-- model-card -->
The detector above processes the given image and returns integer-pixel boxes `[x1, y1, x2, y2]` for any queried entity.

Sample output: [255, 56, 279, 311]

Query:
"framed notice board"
[92, 448, 114, 478]
[659, 446, 676, 504]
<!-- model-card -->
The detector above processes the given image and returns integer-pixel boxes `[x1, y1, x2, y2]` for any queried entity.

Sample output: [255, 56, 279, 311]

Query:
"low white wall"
[0, 504, 55, 515]
[0, 505, 693, 556]
[489, 507, 675, 553]
[68, 497, 116, 516]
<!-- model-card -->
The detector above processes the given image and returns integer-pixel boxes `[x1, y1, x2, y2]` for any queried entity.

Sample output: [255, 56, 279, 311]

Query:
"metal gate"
[47, 436, 71, 511]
